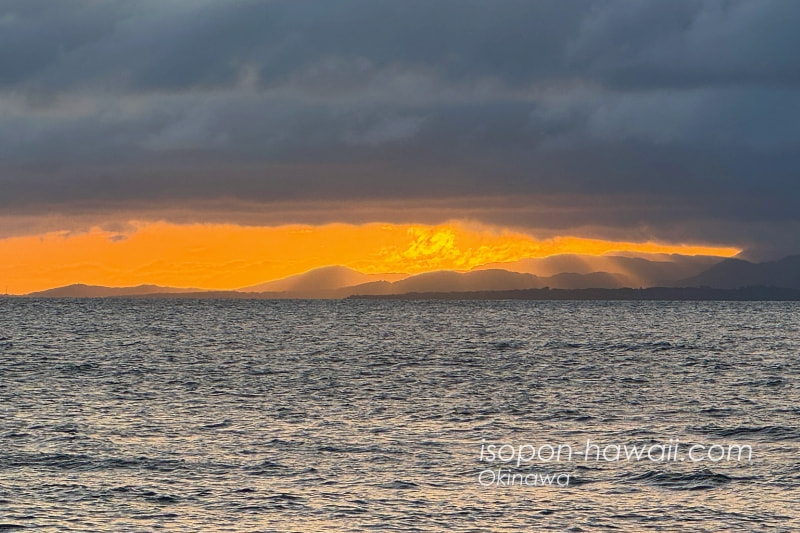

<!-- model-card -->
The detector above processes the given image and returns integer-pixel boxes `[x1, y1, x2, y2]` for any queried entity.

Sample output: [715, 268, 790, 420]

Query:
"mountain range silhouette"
[24, 254, 800, 299]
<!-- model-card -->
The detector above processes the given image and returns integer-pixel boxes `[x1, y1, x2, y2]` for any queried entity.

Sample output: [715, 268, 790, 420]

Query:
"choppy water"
[1, 299, 799, 532]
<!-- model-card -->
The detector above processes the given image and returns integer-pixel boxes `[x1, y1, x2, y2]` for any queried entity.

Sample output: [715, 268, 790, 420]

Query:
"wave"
[622, 468, 739, 490]
[689, 425, 800, 441]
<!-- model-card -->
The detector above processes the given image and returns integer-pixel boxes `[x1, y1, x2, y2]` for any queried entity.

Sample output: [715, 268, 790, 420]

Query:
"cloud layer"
[2, 0, 799, 254]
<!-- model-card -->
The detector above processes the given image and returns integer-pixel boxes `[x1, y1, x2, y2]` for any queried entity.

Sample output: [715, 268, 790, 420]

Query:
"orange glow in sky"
[0, 221, 740, 294]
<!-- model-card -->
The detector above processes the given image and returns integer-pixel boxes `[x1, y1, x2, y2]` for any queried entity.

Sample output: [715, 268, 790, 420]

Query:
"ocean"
[1, 299, 798, 531]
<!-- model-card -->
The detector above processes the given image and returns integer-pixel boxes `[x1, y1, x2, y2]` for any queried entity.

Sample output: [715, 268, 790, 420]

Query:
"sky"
[0, 221, 738, 293]
[1, 0, 798, 292]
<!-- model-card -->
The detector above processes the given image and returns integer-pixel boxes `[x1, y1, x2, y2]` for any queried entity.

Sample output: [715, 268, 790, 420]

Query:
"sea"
[1, 299, 798, 532]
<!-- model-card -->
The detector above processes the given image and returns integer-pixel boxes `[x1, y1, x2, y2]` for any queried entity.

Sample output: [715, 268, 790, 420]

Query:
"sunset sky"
[1, 221, 739, 294]
[2, 1, 798, 294]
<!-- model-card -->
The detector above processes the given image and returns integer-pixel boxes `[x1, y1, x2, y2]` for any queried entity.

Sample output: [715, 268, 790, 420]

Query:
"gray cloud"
[1, 0, 799, 254]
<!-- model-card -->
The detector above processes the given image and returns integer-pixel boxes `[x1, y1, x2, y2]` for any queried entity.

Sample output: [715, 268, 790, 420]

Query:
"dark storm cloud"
[1, 0, 799, 253]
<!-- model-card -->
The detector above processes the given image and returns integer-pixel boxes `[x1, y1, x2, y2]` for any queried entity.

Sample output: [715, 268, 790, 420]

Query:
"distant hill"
[350, 286, 800, 301]
[475, 254, 724, 286]
[392, 269, 541, 293]
[679, 255, 800, 289]
[240, 265, 406, 293]
[547, 271, 632, 289]
[24, 269, 631, 299]
[345, 269, 632, 296]
[25, 255, 800, 299]
[27, 284, 202, 298]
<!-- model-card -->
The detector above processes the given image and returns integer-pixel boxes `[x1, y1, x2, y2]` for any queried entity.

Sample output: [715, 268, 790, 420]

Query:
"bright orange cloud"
[0, 221, 739, 294]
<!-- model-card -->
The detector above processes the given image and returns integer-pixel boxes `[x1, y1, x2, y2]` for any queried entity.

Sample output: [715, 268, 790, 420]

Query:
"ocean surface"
[1, 299, 798, 532]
